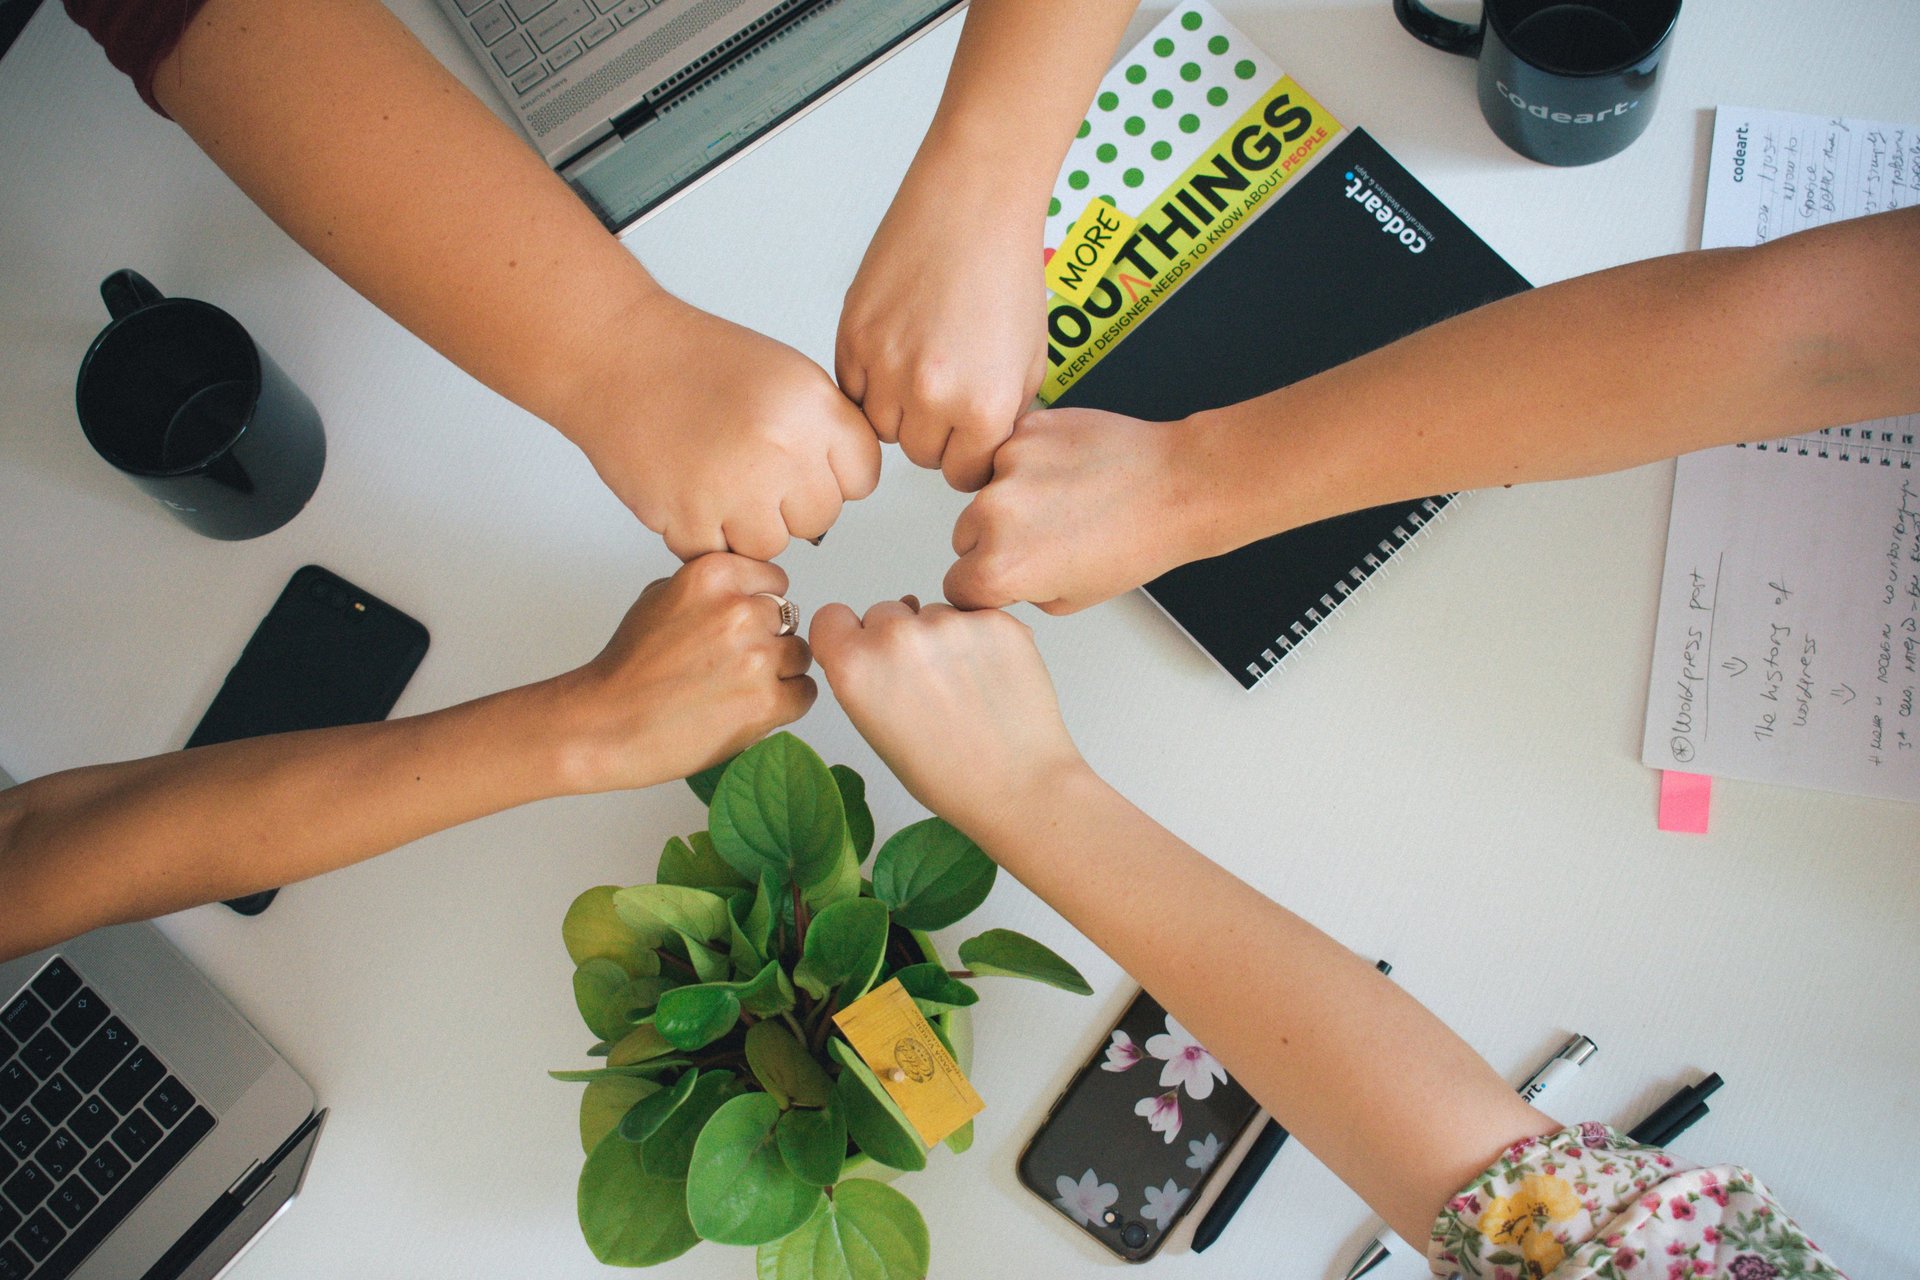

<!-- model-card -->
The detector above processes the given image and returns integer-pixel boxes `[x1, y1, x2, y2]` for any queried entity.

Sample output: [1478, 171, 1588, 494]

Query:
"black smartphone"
[186, 565, 429, 915]
[1018, 988, 1261, 1262]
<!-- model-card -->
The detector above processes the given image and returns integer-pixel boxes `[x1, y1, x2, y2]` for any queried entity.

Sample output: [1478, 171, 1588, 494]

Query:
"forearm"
[1185, 208, 1920, 555]
[969, 766, 1549, 1247]
[912, 0, 1137, 208]
[0, 682, 579, 961]
[152, 0, 663, 451]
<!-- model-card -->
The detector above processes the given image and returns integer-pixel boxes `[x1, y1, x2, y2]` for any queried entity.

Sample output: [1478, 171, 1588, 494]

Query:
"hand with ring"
[542, 554, 816, 792]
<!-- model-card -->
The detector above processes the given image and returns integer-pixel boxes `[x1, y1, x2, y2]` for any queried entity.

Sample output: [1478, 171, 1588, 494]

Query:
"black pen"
[1191, 961, 1392, 1254]
[1650, 1100, 1711, 1147]
[1628, 1073, 1722, 1145]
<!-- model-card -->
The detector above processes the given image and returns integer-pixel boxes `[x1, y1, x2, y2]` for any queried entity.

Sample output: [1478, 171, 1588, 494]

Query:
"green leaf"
[957, 929, 1092, 995]
[775, 1101, 845, 1186]
[754, 1176, 929, 1280]
[687, 754, 737, 805]
[574, 958, 636, 1042]
[730, 879, 775, 977]
[563, 887, 661, 978]
[578, 1130, 700, 1266]
[942, 1119, 974, 1155]
[735, 960, 797, 1018]
[608, 1022, 675, 1067]
[830, 764, 875, 863]
[654, 985, 743, 1052]
[744, 1021, 833, 1110]
[580, 1074, 658, 1155]
[803, 841, 862, 912]
[891, 963, 979, 1017]
[550, 1058, 690, 1083]
[659, 832, 754, 893]
[619, 1068, 699, 1144]
[618, 975, 677, 1023]
[643, 1069, 742, 1179]
[793, 898, 889, 1003]
[871, 819, 998, 932]
[687, 936, 732, 983]
[614, 884, 732, 952]
[708, 733, 848, 892]
[829, 1039, 926, 1172]
[686, 1093, 825, 1246]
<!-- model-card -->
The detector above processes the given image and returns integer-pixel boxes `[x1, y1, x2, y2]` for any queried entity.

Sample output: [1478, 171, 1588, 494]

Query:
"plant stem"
[808, 996, 839, 1055]
[780, 1010, 807, 1043]
[946, 969, 976, 980]
[791, 882, 810, 950]
[656, 948, 699, 978]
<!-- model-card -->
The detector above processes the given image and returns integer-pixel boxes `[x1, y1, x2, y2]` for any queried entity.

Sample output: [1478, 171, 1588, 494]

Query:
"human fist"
[946, 407, 1213, 614]
[550, 554, 816, 792]
[581, 301, 881, 561]
[809, 599, 1081, 839]
[836, 157, 1046, 493]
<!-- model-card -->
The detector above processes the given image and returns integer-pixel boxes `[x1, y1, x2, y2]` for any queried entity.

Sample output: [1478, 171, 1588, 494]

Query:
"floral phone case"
[1017, 988, 1260, 1262]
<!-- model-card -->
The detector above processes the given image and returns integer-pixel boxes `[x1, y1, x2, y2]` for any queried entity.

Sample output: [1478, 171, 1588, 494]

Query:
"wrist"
[911, 110, 1057, 216]
[956, 752, 1102, 856]
[543, 282, 689, 458]
[485, 674, 659, 799]
[1179, 396, 1335, 557]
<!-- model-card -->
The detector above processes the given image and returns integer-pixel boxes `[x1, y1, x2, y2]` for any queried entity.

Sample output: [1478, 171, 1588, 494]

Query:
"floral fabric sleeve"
[1427, 1123, 1848, 1280]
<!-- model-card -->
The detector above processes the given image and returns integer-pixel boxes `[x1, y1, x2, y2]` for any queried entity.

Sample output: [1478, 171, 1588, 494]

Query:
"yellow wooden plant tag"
[1044, 197, 1139, 306]
[832, 978, 982, 1146]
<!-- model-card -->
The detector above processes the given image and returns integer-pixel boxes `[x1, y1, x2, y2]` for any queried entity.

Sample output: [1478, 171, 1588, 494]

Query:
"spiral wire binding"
[1246, 492, 1466, 687]
[1733, 424, 1917, 469]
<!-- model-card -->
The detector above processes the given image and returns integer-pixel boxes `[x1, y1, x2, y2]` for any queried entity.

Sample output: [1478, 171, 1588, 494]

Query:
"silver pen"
[1340, 1034, 1599, 1280]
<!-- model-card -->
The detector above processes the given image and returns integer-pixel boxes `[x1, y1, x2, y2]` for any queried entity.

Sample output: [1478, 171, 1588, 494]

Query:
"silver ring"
[755, 592, 799, 637]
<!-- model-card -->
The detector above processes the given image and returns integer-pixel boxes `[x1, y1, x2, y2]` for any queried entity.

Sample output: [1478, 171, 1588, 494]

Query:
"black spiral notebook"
[1055, 128, 1529, 688]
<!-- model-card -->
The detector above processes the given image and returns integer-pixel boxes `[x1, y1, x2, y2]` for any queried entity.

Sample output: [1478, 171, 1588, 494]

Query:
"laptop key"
[609, 0, 650, 26]
[79, 1143, 128, 1196]
[27, 961, 81, 1011]
[50, 990, 106, 1048]
[47, 1177, 95, 1230]
[454, 0, 490, 13]
[0, 1195, 16, 1237]
[491, 32, 535, 74]
[3, 1159, 51, 1213]
[16, 1208, 63, 1261]
[64, 1019, 133, 1093]
[144, 1078, 195, 1130]
[0, 1242, 26, 1280]
[66, 1098, 113, 1149]
[34, 1106, 213, 1280]
[0, 994, 47, 1043]
[528, 0, 593, 51]
[99, 1048, 162, 1114]
[19, 1030, 66, 1082]
[469, 2, 513, 46]
[0, 1062, 29, 1112]
[509, 0, 557, 19]
[111, 1110, 161, 1163]
[511, 61, 550, 93]
[580, 17, 614, 46]
[0, 1144, 13, 1181]
[35, 1131, 81, 1183]
[548, 39, 582, 69]
[30, 1076, 80, 1127]
[0, 1022, 15, 1059]
[0, 1110, 49, 1161]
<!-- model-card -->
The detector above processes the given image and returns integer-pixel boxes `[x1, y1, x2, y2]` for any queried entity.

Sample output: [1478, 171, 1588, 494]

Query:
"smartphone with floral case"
[1017, 988, 1260, 1261]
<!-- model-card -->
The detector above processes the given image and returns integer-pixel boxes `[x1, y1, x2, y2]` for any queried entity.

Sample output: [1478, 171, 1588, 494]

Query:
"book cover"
[1054, 128, 1530, 688]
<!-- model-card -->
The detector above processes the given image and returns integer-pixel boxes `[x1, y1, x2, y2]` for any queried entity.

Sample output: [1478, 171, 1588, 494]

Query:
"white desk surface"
[3, 2, 1918, 1277]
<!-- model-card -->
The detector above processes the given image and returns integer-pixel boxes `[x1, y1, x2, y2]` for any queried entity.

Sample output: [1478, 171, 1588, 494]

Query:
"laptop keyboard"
[454, 0, 644, 97]
[0, 959, 215, 1280]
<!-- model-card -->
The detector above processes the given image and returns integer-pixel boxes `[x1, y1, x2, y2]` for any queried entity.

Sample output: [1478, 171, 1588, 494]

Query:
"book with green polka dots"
[1043, 3, 1287, 257]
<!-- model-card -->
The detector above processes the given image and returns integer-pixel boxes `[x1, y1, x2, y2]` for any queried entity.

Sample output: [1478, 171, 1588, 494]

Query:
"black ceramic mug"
[76, 270, 326, 540]
[1393, 0, 1682, 166]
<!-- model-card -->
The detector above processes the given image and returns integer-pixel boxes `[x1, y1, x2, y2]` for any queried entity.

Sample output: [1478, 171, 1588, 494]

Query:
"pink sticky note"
[1658, 771, 1711, 834]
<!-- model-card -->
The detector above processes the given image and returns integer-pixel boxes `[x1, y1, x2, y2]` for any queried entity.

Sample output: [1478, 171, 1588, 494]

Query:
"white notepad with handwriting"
[1640, 108, 1920, 803]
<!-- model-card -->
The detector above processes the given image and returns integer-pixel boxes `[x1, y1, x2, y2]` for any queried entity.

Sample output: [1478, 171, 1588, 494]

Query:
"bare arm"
[837, 0, 1139, 490]
[0, 555, 813, 962]
[149, 0, 878, 558]
[810, 601, 1550, 1247]
[947, 207, 1920, 611]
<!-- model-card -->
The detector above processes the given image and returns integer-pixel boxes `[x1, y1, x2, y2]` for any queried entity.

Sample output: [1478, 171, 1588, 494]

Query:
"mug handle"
[1393, 0, 1484, 56]
[100, 269, 164, 321]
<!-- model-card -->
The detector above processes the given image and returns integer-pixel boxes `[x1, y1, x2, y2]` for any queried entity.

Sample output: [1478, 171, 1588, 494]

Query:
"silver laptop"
[1, 774, 320, 1280]
[434, 0, 965, 232]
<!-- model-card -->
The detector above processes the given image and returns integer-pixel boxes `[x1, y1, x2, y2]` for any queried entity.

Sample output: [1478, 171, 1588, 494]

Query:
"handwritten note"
[1641, 108, 1920, 804]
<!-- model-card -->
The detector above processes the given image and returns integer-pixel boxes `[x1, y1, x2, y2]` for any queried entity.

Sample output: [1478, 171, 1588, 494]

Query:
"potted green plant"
[553, 732, 1092, 1278]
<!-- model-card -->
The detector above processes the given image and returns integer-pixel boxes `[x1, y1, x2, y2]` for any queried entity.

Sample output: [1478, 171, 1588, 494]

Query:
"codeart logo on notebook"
[1342, 169, 1430, 254]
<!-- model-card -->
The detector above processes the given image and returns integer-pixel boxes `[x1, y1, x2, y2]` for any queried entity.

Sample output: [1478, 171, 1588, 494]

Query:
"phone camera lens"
[1121, 1223, 1148, 1249]
[1101, 1210, 1121, 1227]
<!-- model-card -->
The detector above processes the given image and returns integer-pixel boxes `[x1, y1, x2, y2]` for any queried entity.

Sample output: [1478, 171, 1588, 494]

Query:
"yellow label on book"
[832, 978, 982, 1146]
[1045, 199, 1140, 305]
[1040, 76, 1343, 402]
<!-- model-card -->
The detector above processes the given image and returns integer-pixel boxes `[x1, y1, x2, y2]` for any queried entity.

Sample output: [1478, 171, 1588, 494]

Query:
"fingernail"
[806, 534, 825, 547]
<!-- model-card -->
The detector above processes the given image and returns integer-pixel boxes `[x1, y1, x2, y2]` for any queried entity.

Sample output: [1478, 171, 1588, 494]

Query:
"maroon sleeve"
[63, 0, 213, 117]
